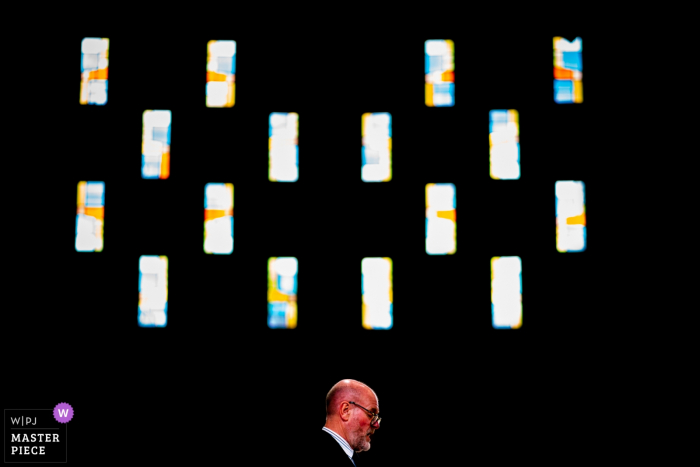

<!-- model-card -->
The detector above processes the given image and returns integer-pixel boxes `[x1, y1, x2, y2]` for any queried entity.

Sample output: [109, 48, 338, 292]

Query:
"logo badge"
[53, 403, 73, 424]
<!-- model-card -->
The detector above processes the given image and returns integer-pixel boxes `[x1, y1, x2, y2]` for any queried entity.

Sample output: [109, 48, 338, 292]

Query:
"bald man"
[313, 379, 381, 466]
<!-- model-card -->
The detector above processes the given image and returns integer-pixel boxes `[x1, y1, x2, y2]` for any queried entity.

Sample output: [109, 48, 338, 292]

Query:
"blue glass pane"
[490, 110, 508, 123]
[217, 57, 234, 74]
[85, 182, 105, 206]
[142, 158, 160, 179]
[81, 53, 99, 72]
[554, 81, 574, 103]
[489, 110, 508, 132]
[562, 52, 581, 71]
[433, 83, 454, 106]
[152, 127, 170, 144]
[268, 303, 287, 328]
[428, 56, 443, 73]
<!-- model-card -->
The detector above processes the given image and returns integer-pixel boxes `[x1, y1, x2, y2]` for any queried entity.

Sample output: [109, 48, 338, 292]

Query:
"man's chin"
[353, 441, 371, 452]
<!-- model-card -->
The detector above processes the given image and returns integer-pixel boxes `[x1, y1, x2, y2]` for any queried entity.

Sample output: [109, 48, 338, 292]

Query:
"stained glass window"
[362, 257, 393, 330]
[491, 256, 522, 329]
[80, 37, 109, 105]
[556, 181, 586, 252]
[554, 37, 583, 104]
[361, 113, 392, 182]
[489, 110, 520, 180]
[138, 255, 168, 328]
[204, 183, 234, 254]
[206, 40, 236, 107]
[75, 181, 105, 252]
[142, 110, 171, 179]
[268, 257, 298, 329]
[425, 40, 455, 107]
[426, 183, 456, 255]
[269, 113, 299, 182]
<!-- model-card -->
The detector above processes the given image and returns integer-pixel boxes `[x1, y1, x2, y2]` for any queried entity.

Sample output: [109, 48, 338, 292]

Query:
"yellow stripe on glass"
[491, 256, 522, 329]
[268, 257, 298, 329]
[425, 183, 456, 255]
[362, 257, 393, 330]
[206, 40, 236, 107]
[138, 255, 168, 328]
[556, 181, 586, 252]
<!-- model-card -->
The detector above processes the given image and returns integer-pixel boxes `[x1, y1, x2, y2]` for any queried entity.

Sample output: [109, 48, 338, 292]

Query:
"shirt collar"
[322, 427, 354, 459]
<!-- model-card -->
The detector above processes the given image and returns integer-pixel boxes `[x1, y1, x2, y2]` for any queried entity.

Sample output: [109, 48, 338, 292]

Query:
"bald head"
[326, 379, 376, 417]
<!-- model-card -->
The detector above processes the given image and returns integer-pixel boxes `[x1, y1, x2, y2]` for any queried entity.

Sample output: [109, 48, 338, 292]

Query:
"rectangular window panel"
[267, 257, 298, 329]
[204, 183, 234, 254]
[142, 110, 171, 179]
[554, 37, 583, 104]
[425, 39, 455, 107]
[425, 183, 456, 255]
[361, 112, 392, 182]
[206, 40, 236, 107]
[138, 255, 168, 328]
[489, 110, 521, 180]
[75, 181, 105, 252]
[362, 257, 393, 330]
[491, 256, 522, 329]
[269, 112, 299, 182]
[79, 37, 109, 105]
[556, 181, 587, 252]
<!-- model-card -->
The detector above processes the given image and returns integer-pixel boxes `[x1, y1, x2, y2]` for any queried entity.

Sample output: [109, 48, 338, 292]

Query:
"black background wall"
[4, 25, 622, 464]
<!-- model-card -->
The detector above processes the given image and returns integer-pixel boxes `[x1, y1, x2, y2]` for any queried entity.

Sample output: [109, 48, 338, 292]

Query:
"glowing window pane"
[425, 40, 455, 107]
[75, 181, 104, 252]
[269, 112, 299, 182]
[556, 181, 586, 253]
[138, 255, 168, 328]
[489, 110, 520, 180]
[554, 37, 583, 104]
[142, 110, 171, 179]
[361, 113, 392, 182]
[491, 256, 522, 329]
[206, 40, 236, 108]
[80, 37, 109, 105]
[268, 257, 298, 329]
[362, 258, 393, 330]
[425, 183, 456, 255]
[204, 183, 234, 254]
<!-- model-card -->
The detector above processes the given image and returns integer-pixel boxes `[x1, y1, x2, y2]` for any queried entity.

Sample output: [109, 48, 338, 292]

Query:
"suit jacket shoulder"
[306, 430, 356, 467]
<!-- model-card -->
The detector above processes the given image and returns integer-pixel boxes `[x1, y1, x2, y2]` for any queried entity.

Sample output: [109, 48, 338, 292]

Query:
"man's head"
[325, 379, 380, 452]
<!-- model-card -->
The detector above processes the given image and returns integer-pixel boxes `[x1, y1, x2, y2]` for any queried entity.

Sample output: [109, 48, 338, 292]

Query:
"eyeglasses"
[349, 401, 381, 426]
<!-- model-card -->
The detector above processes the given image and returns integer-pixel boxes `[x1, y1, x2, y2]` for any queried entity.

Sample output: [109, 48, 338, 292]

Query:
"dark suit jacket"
[307, 430, 357, 467]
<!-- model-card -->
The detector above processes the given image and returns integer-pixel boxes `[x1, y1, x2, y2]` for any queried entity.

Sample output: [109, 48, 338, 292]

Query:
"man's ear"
[339, 402, 351, 422]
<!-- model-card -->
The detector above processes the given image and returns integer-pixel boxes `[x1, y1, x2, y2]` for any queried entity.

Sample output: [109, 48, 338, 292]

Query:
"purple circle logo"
[53, 402, 73, 423]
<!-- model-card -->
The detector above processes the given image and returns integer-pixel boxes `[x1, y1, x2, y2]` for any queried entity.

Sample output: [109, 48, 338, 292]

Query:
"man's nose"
[371, 420, 380, 429]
